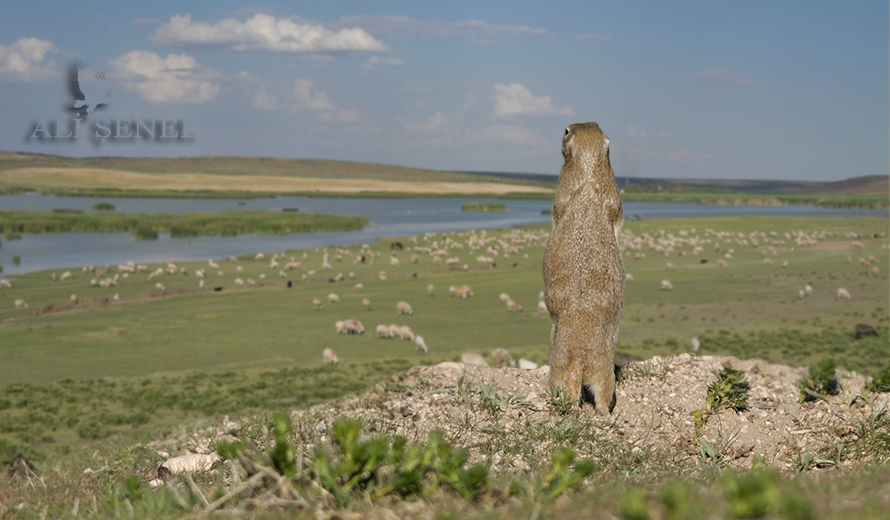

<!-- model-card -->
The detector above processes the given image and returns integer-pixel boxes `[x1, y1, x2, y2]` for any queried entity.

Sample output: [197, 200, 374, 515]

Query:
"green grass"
[0, 214, 887, 517]
[91, 202, 116, 211]
[0, 210, 368, 238]
[461, 202, 507, 212]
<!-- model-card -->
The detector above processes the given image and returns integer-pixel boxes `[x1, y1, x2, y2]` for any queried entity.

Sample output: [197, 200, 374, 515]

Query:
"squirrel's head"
[561, 122, 611, 177]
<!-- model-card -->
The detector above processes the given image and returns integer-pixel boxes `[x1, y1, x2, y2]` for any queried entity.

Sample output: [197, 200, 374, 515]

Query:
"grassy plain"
[0, 214, 887, 517]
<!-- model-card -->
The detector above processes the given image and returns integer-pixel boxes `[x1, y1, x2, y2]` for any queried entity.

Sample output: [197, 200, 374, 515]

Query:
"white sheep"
[506, 299, 523, 312]
[625, 273, 634, 281]
[60, 271, 72, 281]
[460, 352, 488, 367]
[666, 262, 675, 271]
[660, 280, 674, 291]
[155, 282, 166, 293]
[836, 287, 851, 300]
[159, 453, 221, 476]
[490, 348, 515, 367]
[396, 301, 413, 315]
[70, 294, 78, 305]
[414, 335, 428, 353]
[518, 358, 539, 370]
[323, 348, 339, 365]
[397, 325, 415, 341]
[804, 284, 813, 296]
[328, 293, 340, 304]
[0, 279, 11, 288]
[345, 319, 364, 335]
[13, 299, 28, 309]
[538, 300, 548, 314]
[335, 320, 347, 334]
[376, 324, 393, 338]
[499, 293, 511, 303]
[690, 337, 700, 352]
[312, 298, 324, 310]
[427, 284, 435, 296]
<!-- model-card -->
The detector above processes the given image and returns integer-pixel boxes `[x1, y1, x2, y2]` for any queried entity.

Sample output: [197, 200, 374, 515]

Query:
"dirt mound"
[173, 355, 886, 474]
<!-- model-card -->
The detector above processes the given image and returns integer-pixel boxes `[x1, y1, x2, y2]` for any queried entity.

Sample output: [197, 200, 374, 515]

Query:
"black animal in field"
[854, 323, 878, 339]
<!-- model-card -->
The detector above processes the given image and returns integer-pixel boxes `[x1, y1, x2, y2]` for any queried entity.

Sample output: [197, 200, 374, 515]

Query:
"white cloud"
[404, 112, 449, 132]
[0, 37, 58, 80]
[107, 50, 220, 103]
[336, 15, 550, 40]
[686, 68, 765, 90]
[292, 78, 358, 122]
[252, 85, 277, 110]
[479, 124, 547, 147]
[626, 123, 649, 138]
[625, 122, 669, 138]
[149, 13, 389, 54]
[624, 145, 658, 159]
[492, 83, 573, 119]
[359, 55, 405, 70]
[667, 149, 713, 164]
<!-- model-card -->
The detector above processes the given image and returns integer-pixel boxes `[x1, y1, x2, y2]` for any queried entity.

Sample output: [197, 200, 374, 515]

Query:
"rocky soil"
[168, 354, 887, 475]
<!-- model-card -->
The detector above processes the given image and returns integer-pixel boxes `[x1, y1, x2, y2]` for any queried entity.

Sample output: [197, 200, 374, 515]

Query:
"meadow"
[0, 213, 887, 518]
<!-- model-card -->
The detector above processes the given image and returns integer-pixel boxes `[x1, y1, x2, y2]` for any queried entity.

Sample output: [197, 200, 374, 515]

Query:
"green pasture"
[0, 214, 887, 465]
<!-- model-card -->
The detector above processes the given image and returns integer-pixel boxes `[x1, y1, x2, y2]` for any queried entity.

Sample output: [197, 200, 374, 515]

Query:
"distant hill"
[461, 171, 815, 193]
[0, 150, 544, 187]
[788, 175, 889, 196]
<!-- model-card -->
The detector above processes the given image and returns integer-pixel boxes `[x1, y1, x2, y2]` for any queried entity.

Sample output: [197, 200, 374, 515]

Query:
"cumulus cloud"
[149, 13, 389, 54]
[403, 112, 449, 132]
[292, 78, 358, 122]
[252, 85, 277, 110]
[107, 51, 220, 103]
[359, 55, 405, 70]
[0, 37, 58, 80]
[335, 15, 549, 40]
[625, 122, 669, 138]
[667, 149, 713, 164]
[492, 83, 573, 119]
[686, 68, 766, 90]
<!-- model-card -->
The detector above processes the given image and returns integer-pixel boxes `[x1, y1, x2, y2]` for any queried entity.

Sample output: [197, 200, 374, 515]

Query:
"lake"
[0, 194, 886, 276]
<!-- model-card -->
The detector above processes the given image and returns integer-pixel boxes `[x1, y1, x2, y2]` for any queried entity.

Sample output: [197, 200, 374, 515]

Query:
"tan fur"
[542, 122, 625, 416]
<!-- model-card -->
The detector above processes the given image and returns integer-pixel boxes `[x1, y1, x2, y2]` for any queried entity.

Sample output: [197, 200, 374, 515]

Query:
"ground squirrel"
[543, 122, 625, 415]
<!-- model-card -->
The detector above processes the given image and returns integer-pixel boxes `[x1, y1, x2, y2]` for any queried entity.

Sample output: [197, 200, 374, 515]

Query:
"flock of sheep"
[0, 222, 885, 369]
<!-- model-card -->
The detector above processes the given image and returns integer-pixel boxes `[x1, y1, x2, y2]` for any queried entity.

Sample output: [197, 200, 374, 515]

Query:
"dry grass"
[0, 167, 554, 195]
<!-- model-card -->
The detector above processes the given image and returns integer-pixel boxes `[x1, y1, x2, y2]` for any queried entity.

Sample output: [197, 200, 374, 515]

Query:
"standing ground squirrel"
[543, 122, 625, 415]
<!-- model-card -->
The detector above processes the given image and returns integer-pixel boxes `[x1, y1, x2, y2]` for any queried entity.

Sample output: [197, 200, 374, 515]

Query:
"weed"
[865, 363, 890, 393]
[706, 366, 750, 412]
[548, 386, 576, 415]
[539, 447, 596, 499]
[798, 358, 840, 402]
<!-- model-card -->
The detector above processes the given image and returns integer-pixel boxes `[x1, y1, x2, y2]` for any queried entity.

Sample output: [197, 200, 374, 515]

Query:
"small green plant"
[92, 202, 116, 211]
[706, 366, 750, 412]
[11, 255, 19, 265]
[539, 447, 596, 499]
[52, 208, 84, 214]
[620, 488, 651, 520]
[477, 384, 508, 415]
[799, 358, 840, 402]
[549, 386, 576, 415]
[865, 363, 890, 393]
[721, 457, 814, 519]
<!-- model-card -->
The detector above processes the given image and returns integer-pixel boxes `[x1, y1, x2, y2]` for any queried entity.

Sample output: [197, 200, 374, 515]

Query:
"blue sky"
[0, 1, 886, 181]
